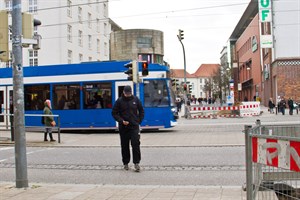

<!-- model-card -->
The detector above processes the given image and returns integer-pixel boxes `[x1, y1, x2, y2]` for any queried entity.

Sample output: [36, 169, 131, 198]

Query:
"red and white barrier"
[239, 101, 261, 117]
[189, 106, 239, 111]
[252, 137, 300, 172]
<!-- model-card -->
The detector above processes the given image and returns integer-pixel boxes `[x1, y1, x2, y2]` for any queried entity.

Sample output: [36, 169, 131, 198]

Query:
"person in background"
[268, 97, 275, 114]
[43, 99, 56, 142]
[111, 85, 144, 172]
[279, 96, 287, 115]
[288, 97, 294, 115]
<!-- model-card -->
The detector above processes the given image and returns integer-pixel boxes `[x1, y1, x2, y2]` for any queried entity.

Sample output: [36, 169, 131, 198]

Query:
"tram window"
[144, 80, 169, 107]
[24, 85, 50, 110]
[53, 84, 80, 110]
[83, 82, 112, 109]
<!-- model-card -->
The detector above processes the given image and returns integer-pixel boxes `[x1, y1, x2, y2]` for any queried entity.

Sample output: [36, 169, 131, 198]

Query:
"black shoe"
[124, 164, 129, 170]
[44, 139, 48, 141]
[50, 139, 56, 142]
[134, 164, 140, 172]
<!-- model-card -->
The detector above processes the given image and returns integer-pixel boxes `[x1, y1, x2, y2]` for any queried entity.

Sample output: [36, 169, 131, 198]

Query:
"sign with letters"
[259, 0, 272, 22]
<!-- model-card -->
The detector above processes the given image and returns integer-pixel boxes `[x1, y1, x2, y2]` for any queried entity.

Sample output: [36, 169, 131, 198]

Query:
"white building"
[0, 0, 112, 67]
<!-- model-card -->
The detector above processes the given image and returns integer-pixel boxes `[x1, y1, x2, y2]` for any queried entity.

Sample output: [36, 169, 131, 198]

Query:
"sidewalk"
[1, 105, 297, 200]
[1, 182, 246, 200]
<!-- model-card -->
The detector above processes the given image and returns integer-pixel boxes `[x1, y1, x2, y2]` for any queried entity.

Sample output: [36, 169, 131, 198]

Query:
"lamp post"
[177, 29, 188, 118]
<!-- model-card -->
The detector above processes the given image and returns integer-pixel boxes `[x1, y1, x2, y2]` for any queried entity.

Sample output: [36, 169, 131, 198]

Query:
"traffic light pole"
[178, 36, 188, 118]
[12, 0, 28, 188]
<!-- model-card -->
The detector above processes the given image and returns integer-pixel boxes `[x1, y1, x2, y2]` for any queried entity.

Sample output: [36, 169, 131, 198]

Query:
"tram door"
[114, 81, 134, 127]
[0, 86, 13, 129]
[114, 81, 134, 100]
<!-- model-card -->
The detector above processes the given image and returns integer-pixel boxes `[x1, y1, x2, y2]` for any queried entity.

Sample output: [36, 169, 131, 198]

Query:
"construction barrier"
[186, 101, 261, 119]
[244, 121, 300, 200]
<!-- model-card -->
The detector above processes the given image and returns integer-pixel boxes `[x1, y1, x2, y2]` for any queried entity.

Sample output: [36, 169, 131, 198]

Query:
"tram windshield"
[143, 80, 176, 107]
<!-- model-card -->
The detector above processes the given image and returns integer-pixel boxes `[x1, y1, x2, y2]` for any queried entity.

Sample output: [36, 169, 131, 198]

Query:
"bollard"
[244, 125, 253, 200]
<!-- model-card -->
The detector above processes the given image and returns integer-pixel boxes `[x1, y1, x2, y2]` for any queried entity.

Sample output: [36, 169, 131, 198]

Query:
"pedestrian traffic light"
[183, 84, 187, 91]
[0, 11, 9, 62]
[171, 78, 179, 90]
[22, 13, 42, 39]
[22, 12, 33, 39]
[124, 61, 137, 83]
[188, 84, 193, 93]
[141, 61, 148, 76]
[178, 29, 184, 41]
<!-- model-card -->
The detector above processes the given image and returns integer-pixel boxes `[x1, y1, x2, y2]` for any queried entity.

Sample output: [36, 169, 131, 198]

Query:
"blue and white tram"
[0, 61, 178, 130]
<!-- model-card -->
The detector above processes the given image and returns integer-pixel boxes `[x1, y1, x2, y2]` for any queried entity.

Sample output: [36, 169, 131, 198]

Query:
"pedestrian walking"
[268, 97, 275, 113]
[288, 97, 294, 115]
[279, 96, 287, 115]
[43, 99, 56, 142]
[111, 85, 144, 172]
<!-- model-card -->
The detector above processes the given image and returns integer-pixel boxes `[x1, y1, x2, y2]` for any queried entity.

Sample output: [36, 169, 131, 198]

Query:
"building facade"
[0, 0, 112, 67]
[227, 0, 300, 105]
[110, 29, 164, 64]
[171, 64, 220, 100]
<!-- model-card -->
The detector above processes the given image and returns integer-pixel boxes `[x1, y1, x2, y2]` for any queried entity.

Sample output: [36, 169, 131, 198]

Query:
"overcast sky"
[109, 0, 250, 74]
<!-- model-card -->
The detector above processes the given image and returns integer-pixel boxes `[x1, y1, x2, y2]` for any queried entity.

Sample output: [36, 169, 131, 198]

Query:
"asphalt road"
[0, 146, 245, 186]
[0, 110, 299, 186]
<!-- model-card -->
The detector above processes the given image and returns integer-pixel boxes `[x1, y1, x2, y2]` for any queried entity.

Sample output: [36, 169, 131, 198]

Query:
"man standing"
[111, 85, 144, 172]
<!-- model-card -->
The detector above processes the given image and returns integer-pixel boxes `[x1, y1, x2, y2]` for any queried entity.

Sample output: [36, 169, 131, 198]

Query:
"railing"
[244, 120, 300, 200]
[0, 113, 61, 143]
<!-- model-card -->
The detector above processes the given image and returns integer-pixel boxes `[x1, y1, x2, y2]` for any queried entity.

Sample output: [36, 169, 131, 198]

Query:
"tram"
[0, 61, 178, 130]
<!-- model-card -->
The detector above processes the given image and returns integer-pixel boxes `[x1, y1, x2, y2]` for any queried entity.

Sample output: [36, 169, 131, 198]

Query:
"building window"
[137, 37, 152, 48]
[5, 0, 12, 11]
[67, 0, 72, 17]
[96, 0, 100, 13]
[29, 0, 38, 13]
[103, 3, 108, 17]
[104, 42, 107, 56]
[78, 30, 83, 46]
[96, 18, 100, 32]
[88, 35, 92, 49]
[67, 25, 72, 42]
[79, 53, 83, 62]
[104, 23, 107, 36]
[88, 13, 92, 28]
[29, 50, 38, 66]
[78, 7, 82, 23]
[199, 79, 202, 83]
[68, 50, 72, 64]
[89, 57, 92, 61]
[97, 39, 100, 53]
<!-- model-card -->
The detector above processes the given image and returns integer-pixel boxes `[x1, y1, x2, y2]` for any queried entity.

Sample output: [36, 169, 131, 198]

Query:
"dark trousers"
[119, 126, 141, 165]
[289, 108, 293, 115]
[44, 127, 54, 140]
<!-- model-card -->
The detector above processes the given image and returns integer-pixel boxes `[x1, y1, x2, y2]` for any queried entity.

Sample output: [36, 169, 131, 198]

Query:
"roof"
[229, 0, 258, 40]
[192, 64, 220, 77]
[170, 69, 196, 78]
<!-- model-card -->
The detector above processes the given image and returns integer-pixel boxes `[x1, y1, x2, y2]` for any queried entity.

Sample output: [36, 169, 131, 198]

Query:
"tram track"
[0, 163, 246, 171]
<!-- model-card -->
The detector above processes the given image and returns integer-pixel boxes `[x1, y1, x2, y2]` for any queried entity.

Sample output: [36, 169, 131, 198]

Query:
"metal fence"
[0, 113, 61, 143]
[244, 120, 300, 200]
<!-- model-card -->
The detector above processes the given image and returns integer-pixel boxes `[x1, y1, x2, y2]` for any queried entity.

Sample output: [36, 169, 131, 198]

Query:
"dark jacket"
[111, 95, 144, 128]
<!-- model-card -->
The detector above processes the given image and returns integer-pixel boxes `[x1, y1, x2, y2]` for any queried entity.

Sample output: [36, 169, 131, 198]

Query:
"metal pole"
[178, 39, 188, 118]
[245, 125, 253, 200]
[12, 0, 28, 188]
